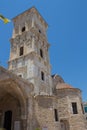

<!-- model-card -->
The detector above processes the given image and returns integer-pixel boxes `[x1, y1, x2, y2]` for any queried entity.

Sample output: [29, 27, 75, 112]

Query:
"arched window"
[22, 26, 26, 32]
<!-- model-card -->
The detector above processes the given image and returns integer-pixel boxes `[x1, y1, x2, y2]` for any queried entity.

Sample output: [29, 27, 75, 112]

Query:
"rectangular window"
[19, 46, 24, 56]
[84, 106, 87, 113]
[54, 109, 58, 121]
[72, 102, 78, 114]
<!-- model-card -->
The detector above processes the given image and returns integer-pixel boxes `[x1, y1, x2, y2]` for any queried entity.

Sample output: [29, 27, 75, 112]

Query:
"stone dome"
[52, 74, 65, 89]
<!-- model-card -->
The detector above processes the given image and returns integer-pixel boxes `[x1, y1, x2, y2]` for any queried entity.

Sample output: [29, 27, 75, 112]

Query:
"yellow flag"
[0, 14, 10, 24]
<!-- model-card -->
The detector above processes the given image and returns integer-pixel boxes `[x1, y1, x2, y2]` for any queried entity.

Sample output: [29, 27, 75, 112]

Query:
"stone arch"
[0, 79, 29, 130]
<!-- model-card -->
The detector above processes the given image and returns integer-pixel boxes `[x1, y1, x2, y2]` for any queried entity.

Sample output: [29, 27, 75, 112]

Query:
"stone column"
[26, 97, 34, 130]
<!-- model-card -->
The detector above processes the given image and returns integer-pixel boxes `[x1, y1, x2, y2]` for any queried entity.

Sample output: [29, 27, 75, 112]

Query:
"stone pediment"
[0, 66, 34, 97]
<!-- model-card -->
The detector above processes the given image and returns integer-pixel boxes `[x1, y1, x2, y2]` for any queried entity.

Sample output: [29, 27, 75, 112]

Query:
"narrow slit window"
[72, 102, 78, 114]
[41, 71, 44, 81]
[54, 109, 58, 121]
[40, 49, 43, 58]
[19, 46, 24, 56]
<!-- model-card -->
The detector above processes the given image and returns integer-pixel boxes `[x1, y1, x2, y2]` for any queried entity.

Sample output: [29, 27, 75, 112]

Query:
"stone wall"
[56, 88, 86, 130]
[33, 95, 61, 130]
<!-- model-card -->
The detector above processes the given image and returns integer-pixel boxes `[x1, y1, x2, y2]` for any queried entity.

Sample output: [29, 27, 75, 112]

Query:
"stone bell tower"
[8, 7, 53, 95]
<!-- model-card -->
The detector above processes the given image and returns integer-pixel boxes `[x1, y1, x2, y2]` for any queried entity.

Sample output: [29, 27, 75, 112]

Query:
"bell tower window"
[41, 71, 45, 81]
[39, 29, 41, 33]
[19, 46, 24, 56]
[22, 26, 26, 32]
[40, 49, 43, 58]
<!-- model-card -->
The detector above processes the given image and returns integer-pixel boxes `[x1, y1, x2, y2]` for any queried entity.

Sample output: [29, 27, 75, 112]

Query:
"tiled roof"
[56, 83, 73, 90]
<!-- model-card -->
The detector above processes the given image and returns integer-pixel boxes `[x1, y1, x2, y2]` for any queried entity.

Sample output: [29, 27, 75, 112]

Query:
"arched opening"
[0, 93, 22, 130]
[0, 82, 27, 130]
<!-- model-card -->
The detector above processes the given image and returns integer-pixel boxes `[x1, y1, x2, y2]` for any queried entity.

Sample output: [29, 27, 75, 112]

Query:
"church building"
[0, 7, 86, 130]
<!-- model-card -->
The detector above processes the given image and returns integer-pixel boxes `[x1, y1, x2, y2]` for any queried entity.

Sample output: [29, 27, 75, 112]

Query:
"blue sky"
[0, 0, 87, 101]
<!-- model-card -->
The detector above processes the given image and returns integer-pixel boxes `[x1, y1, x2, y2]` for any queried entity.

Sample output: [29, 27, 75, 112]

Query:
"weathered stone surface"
[0, 7, 86, 130]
